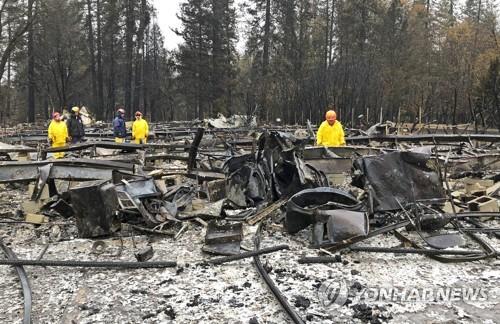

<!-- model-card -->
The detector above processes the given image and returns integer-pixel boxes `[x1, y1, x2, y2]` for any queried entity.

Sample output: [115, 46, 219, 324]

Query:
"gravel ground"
[0, 185, 499, 324]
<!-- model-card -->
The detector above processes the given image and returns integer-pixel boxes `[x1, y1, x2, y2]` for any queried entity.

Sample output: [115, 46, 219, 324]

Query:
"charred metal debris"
[0, 121, 499, 323]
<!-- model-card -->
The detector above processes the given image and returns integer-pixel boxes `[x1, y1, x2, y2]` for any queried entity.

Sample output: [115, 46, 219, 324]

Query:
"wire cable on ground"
[0, 240, 32, 324]
[253, 223, 305, 324]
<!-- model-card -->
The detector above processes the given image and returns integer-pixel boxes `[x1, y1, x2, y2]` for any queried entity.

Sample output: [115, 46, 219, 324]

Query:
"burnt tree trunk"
[27, 0, 35, 122]
[86, 0, 98, 114]
[96, 0, 104, 119]
[124, 0, 135, 115]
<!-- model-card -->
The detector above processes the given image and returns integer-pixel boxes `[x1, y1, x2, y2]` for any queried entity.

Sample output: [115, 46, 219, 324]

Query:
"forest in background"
[0, 0, 498, 130]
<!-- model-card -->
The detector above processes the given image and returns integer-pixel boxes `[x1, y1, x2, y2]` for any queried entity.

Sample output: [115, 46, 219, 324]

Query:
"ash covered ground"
[0, 185, 498, 324]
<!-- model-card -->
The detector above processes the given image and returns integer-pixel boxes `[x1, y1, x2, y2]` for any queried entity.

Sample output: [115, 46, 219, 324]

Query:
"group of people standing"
[48, 106, 343, 160]
[47, 107, 149, 159]
[112, 108, 149, 145]
[48, 106, 85, 159]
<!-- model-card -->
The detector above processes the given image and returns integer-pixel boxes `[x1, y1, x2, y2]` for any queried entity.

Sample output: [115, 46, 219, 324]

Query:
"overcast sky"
[152, 0, 473, 51]
[152, 0, 184, 50]
[152, 0, 246, 51]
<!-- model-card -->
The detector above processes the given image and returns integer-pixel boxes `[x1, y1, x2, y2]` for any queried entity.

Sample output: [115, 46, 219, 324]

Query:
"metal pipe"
[0, 259, 177, 269]
[348, 246, 484, 255]
[206, 245, 289, 265]
[465, 218, 500, 240]
[36, 244, 50, 261]
[459, 228, 500, 233]
[298, 256, 342, 264]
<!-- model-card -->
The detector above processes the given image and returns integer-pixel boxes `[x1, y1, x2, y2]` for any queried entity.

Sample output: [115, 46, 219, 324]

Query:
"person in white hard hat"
[66, 106, 85, 143]
[113, 107, 127, 143]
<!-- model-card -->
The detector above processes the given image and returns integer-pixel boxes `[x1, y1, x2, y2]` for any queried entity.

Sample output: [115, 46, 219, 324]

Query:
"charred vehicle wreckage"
[0, 120, 499, 323]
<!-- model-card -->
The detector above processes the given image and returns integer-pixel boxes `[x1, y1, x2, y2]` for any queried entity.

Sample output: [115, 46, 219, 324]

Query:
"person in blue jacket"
[113, 108, 127, 143]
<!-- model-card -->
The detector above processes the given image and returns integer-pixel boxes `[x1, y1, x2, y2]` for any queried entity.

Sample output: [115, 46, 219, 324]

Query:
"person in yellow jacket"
[48, 112, 69, 159]
[132, 111, 149, 144]
[316, 109, 346, 147]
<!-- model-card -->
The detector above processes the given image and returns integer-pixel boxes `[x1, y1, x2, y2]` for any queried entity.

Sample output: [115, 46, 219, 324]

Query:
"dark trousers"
[71, 136, 83, 144]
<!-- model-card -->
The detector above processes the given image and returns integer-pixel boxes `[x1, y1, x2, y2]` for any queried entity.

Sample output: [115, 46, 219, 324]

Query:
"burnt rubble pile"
[0, 122, 499, 323]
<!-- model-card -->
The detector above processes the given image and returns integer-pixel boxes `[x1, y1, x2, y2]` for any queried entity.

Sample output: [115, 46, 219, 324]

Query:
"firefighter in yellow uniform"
[132, 111, 149, 144]
[48, 112, 69, 159]
[316, 109, 346, 147]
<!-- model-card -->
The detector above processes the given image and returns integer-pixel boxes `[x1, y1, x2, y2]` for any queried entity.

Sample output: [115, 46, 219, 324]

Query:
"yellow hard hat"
[325, 110, 337, 122]
[71, 106, 80, 112]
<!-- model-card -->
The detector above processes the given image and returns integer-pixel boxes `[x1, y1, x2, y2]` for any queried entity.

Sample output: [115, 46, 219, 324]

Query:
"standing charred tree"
[133, 0, 149, 115]
[243, 0, 275, 121]
[124, 0, 135, 116]
[27, 0, 36, 122]
[102, 0, 119, 119]
[209, 0, 237, 115]
[263, 0, 271, 75]
[176, 0, 211, 119]
[96, 0, 104, 119]
[133, 0, 148, 115]
[86, 0, 97, 115]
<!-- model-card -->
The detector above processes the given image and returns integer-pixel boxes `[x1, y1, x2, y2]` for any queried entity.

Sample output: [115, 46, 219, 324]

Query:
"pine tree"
[476, 58, 500, 130]
[176, 0, 237, 118]
[176, 0, 211, 119]
[210, 0, 238, 115]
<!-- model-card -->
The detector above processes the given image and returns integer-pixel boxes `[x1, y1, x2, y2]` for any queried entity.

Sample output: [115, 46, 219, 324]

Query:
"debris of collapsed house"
[0, 121, 499, 323]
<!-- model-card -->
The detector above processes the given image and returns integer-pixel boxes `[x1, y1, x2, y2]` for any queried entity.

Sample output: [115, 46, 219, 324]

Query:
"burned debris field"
[1, 0, 500, 322]
[0, 120, 498, 324]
